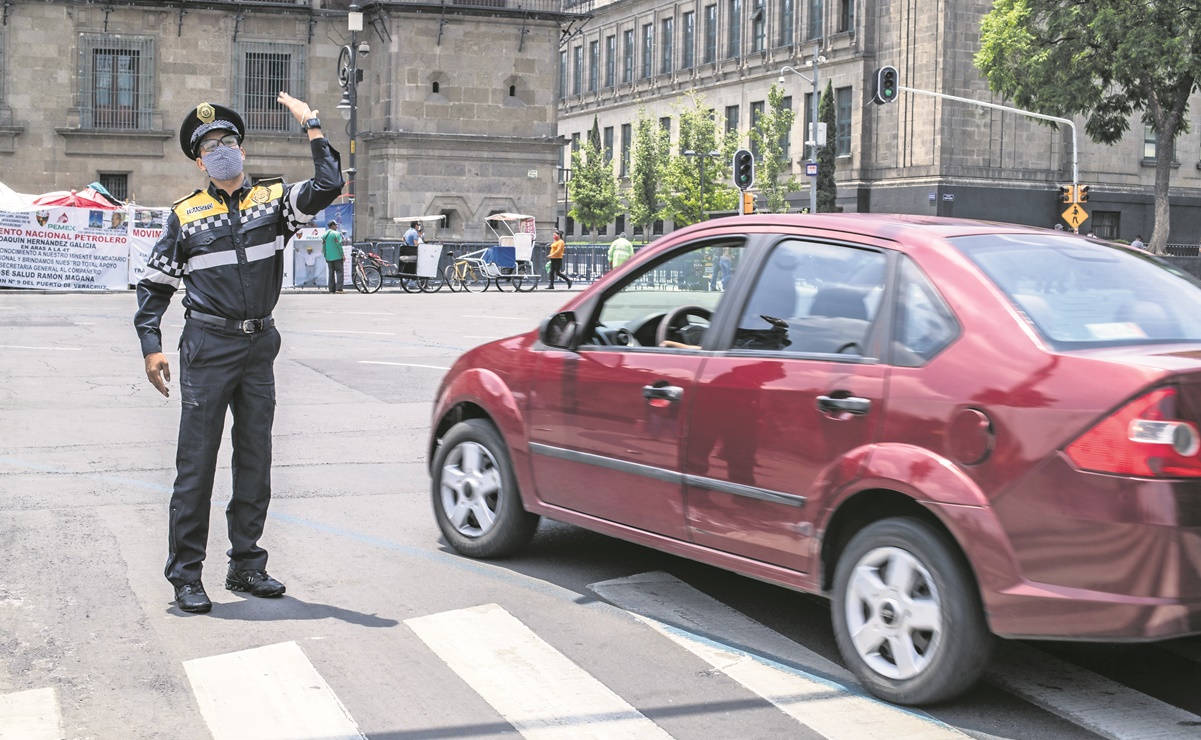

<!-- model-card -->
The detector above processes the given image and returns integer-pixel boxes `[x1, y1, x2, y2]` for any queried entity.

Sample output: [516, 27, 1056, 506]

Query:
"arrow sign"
[1062, 204, 1089, 230]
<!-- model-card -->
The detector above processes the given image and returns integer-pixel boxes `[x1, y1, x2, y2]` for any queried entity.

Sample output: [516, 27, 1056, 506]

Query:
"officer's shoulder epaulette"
[253, 177, 284, 186]
[172, 189, 204, 207]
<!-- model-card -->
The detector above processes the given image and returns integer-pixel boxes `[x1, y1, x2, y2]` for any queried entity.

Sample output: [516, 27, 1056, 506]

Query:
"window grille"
[1092, 211, 1120, 240]
[233, 41, 306, 132]
[836, 86, 851, 156]
[79, 34, 155, 129]
[98, 173, 128, 201]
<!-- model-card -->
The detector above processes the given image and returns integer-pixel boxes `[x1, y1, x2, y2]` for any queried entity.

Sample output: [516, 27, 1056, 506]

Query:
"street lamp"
[780, 46, 825, 215]
[683, 150, 720, 223]
[336, 4, 369, 232]
[556, 165, 572, 231]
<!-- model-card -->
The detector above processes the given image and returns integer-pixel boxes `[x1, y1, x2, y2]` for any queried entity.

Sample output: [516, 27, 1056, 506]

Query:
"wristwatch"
[301, 116, 322, 132]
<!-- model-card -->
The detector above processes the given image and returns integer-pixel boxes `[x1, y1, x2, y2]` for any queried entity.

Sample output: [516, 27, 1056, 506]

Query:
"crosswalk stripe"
[987, 642, 1201, 740]
[183, 641, 365, 740]
[406, 603, 673, 739]
[590, 572, 966, 740]
[0, 687, 62, 740]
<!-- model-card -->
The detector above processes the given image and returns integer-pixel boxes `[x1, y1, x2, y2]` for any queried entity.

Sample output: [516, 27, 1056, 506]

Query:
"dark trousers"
[327, 258, 343, 292]
[548, 257, 570, 287]
[165, 321, 281, 586]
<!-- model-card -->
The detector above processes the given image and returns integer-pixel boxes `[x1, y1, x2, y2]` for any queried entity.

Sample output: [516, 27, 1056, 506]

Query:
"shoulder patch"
[172, 189, 203, 207]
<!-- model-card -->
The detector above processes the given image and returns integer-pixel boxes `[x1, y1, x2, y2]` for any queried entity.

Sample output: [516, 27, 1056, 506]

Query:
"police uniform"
[134, 102, 342, 599]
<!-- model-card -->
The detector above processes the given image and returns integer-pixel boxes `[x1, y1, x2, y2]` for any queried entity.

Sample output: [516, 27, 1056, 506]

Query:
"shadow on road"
[169, 595, 399, 627]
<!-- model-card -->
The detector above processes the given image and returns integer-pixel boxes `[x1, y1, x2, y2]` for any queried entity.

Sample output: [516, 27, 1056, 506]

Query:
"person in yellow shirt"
[546, 230, 572, 290]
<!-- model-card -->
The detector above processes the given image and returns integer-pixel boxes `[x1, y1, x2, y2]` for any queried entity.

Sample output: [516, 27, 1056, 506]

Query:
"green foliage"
[570, 116, 620, 239]
[662, 91, 739, 227]
[749, 83, 802, 213]
[816, 81, 837, 213]
[976, 0, 1201, 251]
[626, 108, 668, 236]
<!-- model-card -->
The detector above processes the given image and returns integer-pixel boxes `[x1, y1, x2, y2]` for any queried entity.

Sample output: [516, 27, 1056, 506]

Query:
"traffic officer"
[134, 93, 343, 614]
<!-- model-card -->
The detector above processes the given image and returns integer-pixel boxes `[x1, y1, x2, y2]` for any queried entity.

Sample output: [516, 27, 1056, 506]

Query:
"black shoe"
[544, 285, 555, 290]
[174, 581, 212, 613]
[566, 279, 573, 289]
[226, 568, 286, 597]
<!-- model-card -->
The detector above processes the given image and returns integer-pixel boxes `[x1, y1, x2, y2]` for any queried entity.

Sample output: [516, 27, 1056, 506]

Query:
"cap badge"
[196, 103, 215, 124]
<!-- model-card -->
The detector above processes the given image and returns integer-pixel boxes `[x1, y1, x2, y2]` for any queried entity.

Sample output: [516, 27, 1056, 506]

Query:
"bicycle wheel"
[399, 274, 421, 293]
[461, 268, 480, 293]
[494, 276, 517, 292]
[352, 264, 369, 293]
[420, 274, 443, 293]
[515, 271, 539, 292]
[363, 264, 383, 293]
[443, 265, 459, 292]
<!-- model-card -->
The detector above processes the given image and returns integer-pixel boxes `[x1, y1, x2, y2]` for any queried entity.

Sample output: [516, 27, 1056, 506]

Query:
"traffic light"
[1077, 184, 1090, 203]
[742, 190, 756, 215]
[1059, 184, 1074, 204]
[873, 66, 899, 105]
[733, 148, 755, 190]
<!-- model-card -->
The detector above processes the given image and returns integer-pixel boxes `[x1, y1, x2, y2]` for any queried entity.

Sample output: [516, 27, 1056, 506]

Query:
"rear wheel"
[516, 272, 539, 292]
[460, 269, 480, 293]
[831, 517, 993, 706]
[443, 265, 461, 292]
[362, 264, 383, 293]
[399, 275, 421, 293]
[352, 266, 368, 293]
[420, 275, 443, 293]
[431, 419, 540, 558]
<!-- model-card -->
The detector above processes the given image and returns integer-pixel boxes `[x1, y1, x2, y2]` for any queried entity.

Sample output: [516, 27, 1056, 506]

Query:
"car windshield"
[954, 233, 1201, 349]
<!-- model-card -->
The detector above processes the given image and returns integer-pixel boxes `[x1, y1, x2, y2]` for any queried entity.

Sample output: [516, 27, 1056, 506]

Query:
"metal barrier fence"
[1165, 256, 1201, 279]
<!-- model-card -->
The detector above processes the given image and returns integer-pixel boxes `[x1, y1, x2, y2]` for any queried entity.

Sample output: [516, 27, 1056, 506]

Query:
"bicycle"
[351, 247, 384, 294]
[443, 249, 493, 292]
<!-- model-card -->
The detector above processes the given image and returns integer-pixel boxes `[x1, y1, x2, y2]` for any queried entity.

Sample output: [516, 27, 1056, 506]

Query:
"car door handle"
[817, 395, 871, 415]
[643, 384, 684, 402]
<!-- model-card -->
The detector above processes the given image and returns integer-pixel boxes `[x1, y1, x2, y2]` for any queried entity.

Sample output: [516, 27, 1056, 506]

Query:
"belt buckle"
[240, 319, 259, 334]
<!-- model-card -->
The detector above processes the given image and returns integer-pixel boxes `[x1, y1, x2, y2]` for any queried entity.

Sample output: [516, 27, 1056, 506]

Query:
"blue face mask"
[201, 145, 244, 181]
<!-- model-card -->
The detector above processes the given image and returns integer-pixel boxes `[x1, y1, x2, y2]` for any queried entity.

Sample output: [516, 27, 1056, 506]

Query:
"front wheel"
[362, 264, 383, 293]
[443, 265, 461, 292]
[831, 517, 993, 706]
[431, 419, 540, 558]
[352, 264, 369, 293]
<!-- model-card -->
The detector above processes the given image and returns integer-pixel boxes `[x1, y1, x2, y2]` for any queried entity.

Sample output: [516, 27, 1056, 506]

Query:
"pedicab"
[386, 213, 448, 293]
[482, 212, 541, 292]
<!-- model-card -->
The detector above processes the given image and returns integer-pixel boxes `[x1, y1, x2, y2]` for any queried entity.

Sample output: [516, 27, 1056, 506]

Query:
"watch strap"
[302, 117, 322, 132]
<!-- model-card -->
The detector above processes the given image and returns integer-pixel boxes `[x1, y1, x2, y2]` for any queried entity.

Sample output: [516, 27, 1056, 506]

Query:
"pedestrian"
[608, 231, 634, 270]
[134, 94, 343, 614]
[323, 219, 345, 293]
[403, 220, 423, 246]
[710, 247, 732, 291]
[300, 242, 320, 287]
[1131, 235, 1146, 250]
[545, 229, 572, 290]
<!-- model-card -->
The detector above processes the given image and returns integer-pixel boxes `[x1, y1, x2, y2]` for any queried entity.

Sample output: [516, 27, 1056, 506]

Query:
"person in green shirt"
[608, 231, 634, 270]
[322, 219, 345, 293]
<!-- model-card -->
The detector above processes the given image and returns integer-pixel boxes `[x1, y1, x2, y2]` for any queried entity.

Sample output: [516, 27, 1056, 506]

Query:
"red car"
[428, 214, 1201, 705]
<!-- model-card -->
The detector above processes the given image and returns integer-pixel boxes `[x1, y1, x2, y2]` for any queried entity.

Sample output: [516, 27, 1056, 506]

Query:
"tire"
[352, 266, 368, 293]
[431, 419, 540, 558]
[443, 265, 461, 293]
[460, 270, 480, 293]
[399, 275, 420, 294]
[420, 275, 443, 293]
[516, 273, 539, 292]
[831, 517, 993, 706]
[363, 265, 383, 293]
[494, 276, 517, 292]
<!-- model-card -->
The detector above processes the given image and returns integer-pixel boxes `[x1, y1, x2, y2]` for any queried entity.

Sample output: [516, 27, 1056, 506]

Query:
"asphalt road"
[0, 285, 1199, 740]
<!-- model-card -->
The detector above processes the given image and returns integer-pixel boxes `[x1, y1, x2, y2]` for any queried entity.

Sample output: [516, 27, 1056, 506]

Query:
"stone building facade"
[0, 0, 579, 242]
[558, 0, 1201, 243]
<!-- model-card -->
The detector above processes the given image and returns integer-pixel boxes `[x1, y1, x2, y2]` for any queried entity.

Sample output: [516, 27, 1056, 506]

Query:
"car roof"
[681, 213, 1054, 242]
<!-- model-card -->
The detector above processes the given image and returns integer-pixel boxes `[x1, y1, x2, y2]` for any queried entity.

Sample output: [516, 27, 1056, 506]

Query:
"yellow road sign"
[1062, 204, 1089, 230]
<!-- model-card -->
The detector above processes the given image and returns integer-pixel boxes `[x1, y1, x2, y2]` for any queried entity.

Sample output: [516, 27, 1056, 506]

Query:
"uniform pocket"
[181, 326, 206, 367]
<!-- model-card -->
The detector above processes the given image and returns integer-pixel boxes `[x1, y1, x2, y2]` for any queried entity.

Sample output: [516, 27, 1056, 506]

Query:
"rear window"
[953, 233, 1201, 349]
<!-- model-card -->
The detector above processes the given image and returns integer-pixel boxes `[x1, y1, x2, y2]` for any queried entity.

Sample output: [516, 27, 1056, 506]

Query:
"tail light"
[1065, 387, 1201, 477]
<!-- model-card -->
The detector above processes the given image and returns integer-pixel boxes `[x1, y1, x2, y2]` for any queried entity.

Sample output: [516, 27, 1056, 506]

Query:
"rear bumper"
[985, 580, 1201, 641]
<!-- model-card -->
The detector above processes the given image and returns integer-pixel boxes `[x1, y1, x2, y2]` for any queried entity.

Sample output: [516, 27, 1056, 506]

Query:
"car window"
[954, 233, 1201, 349]
[892, 257, 959, 366]
[584, 241, 745, 349]
[733, 240, 887, 355]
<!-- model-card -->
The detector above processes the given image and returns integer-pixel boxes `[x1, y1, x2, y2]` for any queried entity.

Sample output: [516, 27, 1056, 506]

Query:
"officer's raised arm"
[276, 91, 344, 230]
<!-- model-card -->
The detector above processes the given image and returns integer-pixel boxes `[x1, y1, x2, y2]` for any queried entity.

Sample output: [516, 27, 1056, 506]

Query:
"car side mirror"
[539, 311, 578, 350]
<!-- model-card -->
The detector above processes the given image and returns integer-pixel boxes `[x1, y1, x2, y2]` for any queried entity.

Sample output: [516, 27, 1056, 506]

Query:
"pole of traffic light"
[809, 45, 819, 216]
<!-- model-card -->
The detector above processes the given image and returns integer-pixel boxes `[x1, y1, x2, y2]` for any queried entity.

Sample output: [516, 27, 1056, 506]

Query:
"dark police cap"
[179, 102, 245, 159]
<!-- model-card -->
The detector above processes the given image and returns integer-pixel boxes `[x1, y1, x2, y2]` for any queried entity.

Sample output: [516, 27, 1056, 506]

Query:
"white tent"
[0, 181, 34, 210]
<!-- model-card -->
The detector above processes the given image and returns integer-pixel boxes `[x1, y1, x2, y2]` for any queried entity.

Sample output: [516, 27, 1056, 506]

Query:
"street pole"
[809, 44, 819, 215]
[684, 150, 720, 223]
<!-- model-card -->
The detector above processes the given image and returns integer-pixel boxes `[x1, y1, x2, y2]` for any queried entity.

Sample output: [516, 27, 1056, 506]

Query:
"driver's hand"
[660, 340, 699, 349]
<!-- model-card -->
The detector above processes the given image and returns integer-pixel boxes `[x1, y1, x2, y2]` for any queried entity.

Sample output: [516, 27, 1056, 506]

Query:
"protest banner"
[0, 207, 130, 290]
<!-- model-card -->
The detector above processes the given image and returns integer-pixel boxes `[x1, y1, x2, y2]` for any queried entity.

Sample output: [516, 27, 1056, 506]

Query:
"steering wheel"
[656, 305, 713, 346]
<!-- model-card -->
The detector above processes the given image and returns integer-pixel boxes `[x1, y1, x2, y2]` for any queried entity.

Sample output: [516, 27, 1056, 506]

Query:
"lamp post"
[336, 4, 368, 233]
[780, 44, 823, 214]
[683, 149, 720, 223]
[556, 165, 572, 230]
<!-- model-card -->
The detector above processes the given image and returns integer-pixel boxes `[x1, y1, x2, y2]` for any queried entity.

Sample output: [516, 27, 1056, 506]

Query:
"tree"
[569, 116, 621, 241]
[816, 81, 837, 213]
[626, 108, 669, 238]
[663, 90, 739, 227]
[749, 83, 802, 213]
[976, 0, 1201, 254]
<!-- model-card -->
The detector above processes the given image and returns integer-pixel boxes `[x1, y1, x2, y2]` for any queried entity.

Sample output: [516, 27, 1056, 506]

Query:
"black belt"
[186, 309, 275, 334]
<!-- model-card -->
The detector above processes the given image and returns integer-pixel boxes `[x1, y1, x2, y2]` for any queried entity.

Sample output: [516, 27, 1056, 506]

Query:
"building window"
[836, 86, 852, 156]
[660, 116, 672, 145]
[778, 0, 794, 47]
[838, 0, 854, 33]
[566, 216, 575, 237]
[233, 41, 305, 132]
[603, 125, 614, 163]
[98, 173, 128, 201]
[653, 219, 664, 235]
[780, 95, 792, 155]
[572, 132, 581, 151]
[605, 35, 616, 87]
[1092, 211, 1120, 240]
[704, 5, 718, 64]
[725, 104, 740, 134]
[751, 0, 765, 52]
[727, 0, 741, 59]
[573, 45, 583, 95]
[79, 34, 155, 130]
[808, 0, 822, 40]
[588, 41, 599, 92]
[559, 49, 568, 99]
[599, 223, 608, 236]
[616, 214, 626, 234]
[682, 12, 695, 69]
[749, 100, 764, 157]
[641, 23, 654, 79]
[1144, 123, 1159, 160]
[661, 17, 674, 75]
[620, 123, 632, 177]
[623, 29, 635, 83]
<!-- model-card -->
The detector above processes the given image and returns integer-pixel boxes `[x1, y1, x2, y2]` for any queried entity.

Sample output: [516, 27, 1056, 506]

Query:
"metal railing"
[381, 0, 593, 14]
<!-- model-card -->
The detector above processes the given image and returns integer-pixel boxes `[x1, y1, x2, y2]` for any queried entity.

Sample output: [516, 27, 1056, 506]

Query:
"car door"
[527, 238, 747, 539]
[683, 237, 894, 572]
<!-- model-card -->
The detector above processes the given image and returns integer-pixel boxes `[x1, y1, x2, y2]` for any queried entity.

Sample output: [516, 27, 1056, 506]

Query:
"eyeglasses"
[198, 134, 240, 154]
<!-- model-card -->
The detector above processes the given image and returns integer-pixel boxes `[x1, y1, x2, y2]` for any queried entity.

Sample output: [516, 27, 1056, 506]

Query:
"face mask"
[201, 145, 244, 181]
